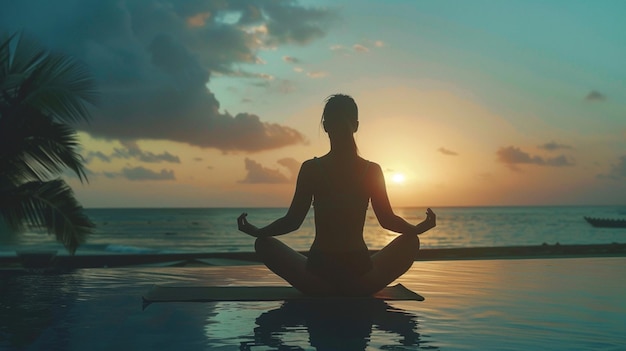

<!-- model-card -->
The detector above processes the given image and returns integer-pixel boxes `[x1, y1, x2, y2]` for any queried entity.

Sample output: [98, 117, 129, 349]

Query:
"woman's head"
[322, 94, 359, 135]
[321, 94, 359, 154]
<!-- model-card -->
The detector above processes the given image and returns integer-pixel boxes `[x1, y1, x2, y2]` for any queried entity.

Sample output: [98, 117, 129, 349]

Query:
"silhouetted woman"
[238, 94, 436, 296]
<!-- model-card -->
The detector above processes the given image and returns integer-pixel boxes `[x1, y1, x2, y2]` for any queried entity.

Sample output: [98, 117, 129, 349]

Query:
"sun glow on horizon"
[391, 173, 406, 184]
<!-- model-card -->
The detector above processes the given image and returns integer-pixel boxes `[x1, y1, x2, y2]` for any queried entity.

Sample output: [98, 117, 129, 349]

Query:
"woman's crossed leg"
[254, 234, 420, 296]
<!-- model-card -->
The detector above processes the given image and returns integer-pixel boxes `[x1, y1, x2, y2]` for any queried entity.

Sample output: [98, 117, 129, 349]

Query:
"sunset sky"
[2, 0, 625, 208]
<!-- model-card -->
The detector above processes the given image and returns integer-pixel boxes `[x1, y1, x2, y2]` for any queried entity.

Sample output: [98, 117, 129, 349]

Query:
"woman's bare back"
[306, 155, 372, 252]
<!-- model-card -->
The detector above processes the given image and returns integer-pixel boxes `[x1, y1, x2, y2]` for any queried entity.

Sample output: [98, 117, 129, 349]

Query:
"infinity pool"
[1, 257, 624, 350]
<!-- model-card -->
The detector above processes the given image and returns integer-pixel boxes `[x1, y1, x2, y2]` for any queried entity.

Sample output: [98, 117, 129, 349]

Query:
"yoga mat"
[142, 283, 424, 305]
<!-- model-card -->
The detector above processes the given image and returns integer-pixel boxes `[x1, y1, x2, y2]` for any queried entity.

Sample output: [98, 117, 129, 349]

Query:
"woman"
[237, 94, 436, 296]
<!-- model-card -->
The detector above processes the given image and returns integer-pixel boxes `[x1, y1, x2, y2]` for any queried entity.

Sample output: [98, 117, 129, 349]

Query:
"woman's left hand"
[237, 213, 260, 237]
[414, 208, 436, 235]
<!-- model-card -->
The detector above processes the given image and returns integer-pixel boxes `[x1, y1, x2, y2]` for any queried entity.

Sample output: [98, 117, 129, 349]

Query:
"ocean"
[1, 206, 625, 256]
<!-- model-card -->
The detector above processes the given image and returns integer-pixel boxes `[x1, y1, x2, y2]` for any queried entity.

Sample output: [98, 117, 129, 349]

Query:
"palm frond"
[0, 31, 96, 254]
[0, 108, 88, 183]
[23, 51, 98, 123]
[0, 33, 15, 81]
[1, 32, 46, 101]
[0, 179, 94, 254]
[7, 32, 48, 77]
[1, 31, 97, 124]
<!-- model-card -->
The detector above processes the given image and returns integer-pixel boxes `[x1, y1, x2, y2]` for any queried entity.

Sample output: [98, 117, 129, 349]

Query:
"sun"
[391, 173, 406, 184]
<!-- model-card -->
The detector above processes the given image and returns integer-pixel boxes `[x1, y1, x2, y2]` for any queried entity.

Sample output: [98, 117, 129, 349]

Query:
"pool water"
[1, 258, 625, 350]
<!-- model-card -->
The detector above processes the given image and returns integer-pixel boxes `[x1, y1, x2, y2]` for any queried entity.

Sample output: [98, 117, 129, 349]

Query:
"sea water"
[1, 206, 625, 256]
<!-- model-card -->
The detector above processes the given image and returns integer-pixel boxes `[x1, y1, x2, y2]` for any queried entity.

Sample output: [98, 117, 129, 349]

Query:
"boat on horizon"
[584, 217, 626, 228]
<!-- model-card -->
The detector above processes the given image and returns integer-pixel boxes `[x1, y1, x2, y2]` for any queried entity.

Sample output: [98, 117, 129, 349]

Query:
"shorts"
[306, 249, 373, 285]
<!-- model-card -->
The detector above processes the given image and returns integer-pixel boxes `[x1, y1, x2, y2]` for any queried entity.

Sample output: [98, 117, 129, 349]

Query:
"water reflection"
[0, 272, 81, 350]
[240, 299, 436, 350]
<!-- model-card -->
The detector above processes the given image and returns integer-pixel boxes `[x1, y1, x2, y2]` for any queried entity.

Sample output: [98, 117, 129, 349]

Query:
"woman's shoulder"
[361, 158, 381, 170]
[300, 157, 323, 175]
[302, 157, 321, 167]
[360, 159, 383, 183]
[302, 154, 332, 166]
[301, 156, 381, 170]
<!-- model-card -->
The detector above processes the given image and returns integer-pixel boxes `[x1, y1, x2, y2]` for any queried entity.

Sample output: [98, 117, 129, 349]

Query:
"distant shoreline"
[81, 204, 626, 210]
[1, 243, 624, 270]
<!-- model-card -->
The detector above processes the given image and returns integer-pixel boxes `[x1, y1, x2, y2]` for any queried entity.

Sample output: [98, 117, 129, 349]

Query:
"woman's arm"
[369, 163, 436, 235]
[238, 161, 313, 238]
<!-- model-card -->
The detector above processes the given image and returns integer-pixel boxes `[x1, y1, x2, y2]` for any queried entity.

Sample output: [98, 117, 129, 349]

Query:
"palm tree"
[0, 32, 97, 254]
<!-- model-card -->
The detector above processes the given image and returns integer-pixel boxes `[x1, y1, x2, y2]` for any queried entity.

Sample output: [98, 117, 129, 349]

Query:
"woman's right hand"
[237, 213, 260, 237]
[415, 208, 436, 235]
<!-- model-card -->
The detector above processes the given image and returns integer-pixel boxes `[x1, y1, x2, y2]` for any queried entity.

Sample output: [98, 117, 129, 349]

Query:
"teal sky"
[216, 0, 626, 126]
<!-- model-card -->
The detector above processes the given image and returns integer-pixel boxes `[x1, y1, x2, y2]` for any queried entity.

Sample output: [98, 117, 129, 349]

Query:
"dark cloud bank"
[1, 1, 333, 152]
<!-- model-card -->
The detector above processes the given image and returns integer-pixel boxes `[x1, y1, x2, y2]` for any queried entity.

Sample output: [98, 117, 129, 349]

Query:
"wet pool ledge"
[1, 242, 625, 270]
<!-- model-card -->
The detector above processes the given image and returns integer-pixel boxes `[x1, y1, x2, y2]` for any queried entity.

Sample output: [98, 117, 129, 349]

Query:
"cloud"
[85, 151, 112, 163]
[306, 71, 328, 79]
[0, 1, 331, 152]
[273, 79, 298, 94]
[252, 78, 298, 94]
[608, 156, 626, 178]
[282, 56, 300, 64]
[597, 155, 626, 180]
[496, 146, 574, 171]
[353, 44, 369, 53]
[585, 90, 606, 101]
[121, 167, 175, 181]
[355, 40, 386, 52]
[277, 157, 300, 181]
[239, 157, 298, 184]
[113, 141, 180, 163]
[538, 141, 573, 151]
[438, 147, 458, 156]
[290, 64, 326, 80]
[263, 2, 334, 45]
[544, 155, 574, 167]
[331, 40, 384, 55]
[85, 141, 180, 164]
[329, 44, 352, 54]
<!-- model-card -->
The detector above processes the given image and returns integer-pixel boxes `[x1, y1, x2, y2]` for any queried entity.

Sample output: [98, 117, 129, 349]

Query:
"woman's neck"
[328, 141, 358, 161]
